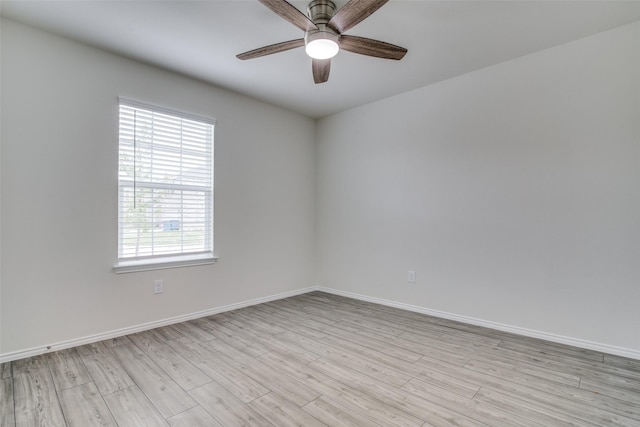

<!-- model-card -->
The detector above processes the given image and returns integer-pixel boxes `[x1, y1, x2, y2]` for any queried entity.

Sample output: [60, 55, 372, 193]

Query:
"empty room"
[1, 1, 639, 426]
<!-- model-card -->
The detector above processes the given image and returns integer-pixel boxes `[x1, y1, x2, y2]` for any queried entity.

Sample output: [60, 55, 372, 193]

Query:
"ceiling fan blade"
[312, 59, 331, 84]
[237, 39, 305, 60]
[258, 0, 317, 32]
[328, 0, 388, 34]
[340, 35, 407, 60]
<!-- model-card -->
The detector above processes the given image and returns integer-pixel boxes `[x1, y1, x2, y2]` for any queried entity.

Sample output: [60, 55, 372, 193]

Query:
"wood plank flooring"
[2, 291, 640, 426]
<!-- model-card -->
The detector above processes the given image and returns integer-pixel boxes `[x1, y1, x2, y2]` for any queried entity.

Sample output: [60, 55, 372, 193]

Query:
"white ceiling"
[2, 0, 640, 118]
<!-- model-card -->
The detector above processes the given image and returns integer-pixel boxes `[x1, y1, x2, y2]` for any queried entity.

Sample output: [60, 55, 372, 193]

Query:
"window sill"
[113, 253, 218, 274]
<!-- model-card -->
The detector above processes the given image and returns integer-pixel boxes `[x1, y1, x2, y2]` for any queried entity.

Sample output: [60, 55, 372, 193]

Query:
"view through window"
[117, 100, 214, 269]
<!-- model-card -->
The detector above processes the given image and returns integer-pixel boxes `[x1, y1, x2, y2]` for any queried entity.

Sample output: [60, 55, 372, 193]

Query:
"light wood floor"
[2, 292, 640, 426]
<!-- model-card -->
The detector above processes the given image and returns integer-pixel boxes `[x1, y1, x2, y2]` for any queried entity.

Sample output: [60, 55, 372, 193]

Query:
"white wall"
[2, 16, 640, 360]
[316, 21, 640, 355]
[0, 19, 316, 356]
[0, 16, 4, 361]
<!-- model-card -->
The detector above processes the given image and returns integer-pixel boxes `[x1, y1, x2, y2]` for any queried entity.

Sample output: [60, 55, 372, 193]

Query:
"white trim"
[0, 287, 316, 363]
[4, 285, 639, 362]
[316, 286, 640, 361]
[114, 253, 218, 274]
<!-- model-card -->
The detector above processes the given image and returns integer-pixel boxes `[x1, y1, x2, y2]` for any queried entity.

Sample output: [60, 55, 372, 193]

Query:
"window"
[114, 99, 216, 273]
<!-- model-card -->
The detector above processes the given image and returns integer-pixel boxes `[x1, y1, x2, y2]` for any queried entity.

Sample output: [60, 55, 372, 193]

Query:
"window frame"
[113, 98, 217, 273]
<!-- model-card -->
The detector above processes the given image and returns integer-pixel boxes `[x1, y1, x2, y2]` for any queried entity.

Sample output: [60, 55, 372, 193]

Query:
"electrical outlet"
[408, 271, 416, 283]
[154, 279, 164, 294]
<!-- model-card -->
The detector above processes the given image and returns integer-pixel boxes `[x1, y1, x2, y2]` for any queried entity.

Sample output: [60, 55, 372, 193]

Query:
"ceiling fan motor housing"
[307, 0, 336, 25]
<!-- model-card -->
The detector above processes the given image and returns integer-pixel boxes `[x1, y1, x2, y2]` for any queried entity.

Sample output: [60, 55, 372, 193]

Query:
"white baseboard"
[4, 285, 639, 362]
[0, 286, 316, 363]
[316, 286, 640, 361]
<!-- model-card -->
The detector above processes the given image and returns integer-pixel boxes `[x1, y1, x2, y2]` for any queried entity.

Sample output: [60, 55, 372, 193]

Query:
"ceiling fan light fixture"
[237, 0, 407, 83]
[305, 29, 339, 59]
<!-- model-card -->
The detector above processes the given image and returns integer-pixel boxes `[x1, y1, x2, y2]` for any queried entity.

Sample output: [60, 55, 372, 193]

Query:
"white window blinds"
[117, 100, 214, 266]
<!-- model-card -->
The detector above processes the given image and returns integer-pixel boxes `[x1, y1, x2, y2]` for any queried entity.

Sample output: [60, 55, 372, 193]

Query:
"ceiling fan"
[237, 0, 407, 84]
